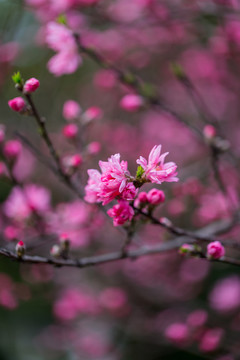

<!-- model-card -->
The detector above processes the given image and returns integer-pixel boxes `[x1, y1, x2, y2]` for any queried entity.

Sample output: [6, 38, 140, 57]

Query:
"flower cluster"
[85, 145, 178, 226]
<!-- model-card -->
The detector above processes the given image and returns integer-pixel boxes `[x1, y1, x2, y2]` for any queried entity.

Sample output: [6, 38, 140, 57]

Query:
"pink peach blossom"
[23, 77, 40, 93]
[137, 145, 178, 184]
[8, 97, 26, 112]
[207, 241, 225, 259]
[107, 200, 134, 226]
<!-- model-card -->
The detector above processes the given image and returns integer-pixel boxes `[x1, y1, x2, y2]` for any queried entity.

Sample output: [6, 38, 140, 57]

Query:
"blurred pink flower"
[4, 185, 51, 221]
[165, 323, 189, 345]
[63, 100, 81, 120]
[209, 276, 240, 312]
[207, 241, 225, 259]
[199, 328, 224, 353]
[45, 22, 81, 76]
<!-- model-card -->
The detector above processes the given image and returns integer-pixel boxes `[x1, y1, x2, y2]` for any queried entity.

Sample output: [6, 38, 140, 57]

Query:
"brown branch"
[1, 234, 240, 269]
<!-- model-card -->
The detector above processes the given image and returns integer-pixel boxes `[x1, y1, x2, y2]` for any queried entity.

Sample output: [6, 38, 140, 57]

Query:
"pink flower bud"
[16, 240, 25, 257]
[199, 328, 224, 352]
[203, 125, 216, 139]
[62, 124, 78, 139]
[165, 323, 189, 345]
[82, 106, 103, 123]
[147, 188, 165, 205]
[3, 140, 22, 160]
[63, 154, 82, 170]
[138, 192, 148, 203]
[120, 94, 143, 112]
[23, 77, 40, 93]
[63, 100, 81, 121]
[87, 141, 101, 155]
[8, 97, 26, 112]
[207, 241, 225, 259]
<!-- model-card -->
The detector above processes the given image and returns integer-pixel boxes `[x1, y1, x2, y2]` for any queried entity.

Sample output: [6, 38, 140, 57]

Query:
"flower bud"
[15, 240, 25, 257]
[207, 241, 225, 259]
[3, 140, 22, 160]
[63, 100, 81, 121]
[87, 142, 101, 155]
[82, 106, 103, 124]
[62, 124, 78, 139]
[63, 154, 82, 170]
[23, 78, 40, 93]
[120, 94, 143, 112]
[159, 217, 172, 227]
[8, 97, 26, 112]
[179, 243, 195, 256]
[147, 188, 165, 205]
[59, 233, 70, 251]
[203, 125, 216, 140]
[50, 244, 61, 257]
[138, 192, 148, 203]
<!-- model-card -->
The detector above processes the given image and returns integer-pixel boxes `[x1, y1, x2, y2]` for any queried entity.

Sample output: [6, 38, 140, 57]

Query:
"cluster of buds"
[179, 241, 225, 261]
[135, 188, 165, 210]
[8, 73, 40, 115]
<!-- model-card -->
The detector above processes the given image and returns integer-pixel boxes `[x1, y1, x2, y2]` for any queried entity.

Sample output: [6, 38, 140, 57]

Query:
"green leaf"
[170, 62, 185, 80]
[12, 71, 23, 85]
[136, 165, 144, 178]
[57, 14, 67, 25]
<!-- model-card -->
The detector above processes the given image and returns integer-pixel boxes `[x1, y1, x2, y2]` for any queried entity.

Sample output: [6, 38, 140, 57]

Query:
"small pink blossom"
[63, 154, 82, 169]
[4, 185, 51, 221]
[203, 125, 216, 140]
[62, 123, 78, 138]
[85, 153, 133, 205]
[63, 100, 81, 120]
[107, 200, 134, 226]
[23, 77, 40, 93]
[120, 94, 143, 112]
[165, 323, 189, 345]
[8, 97, 26, 112]
[199, 328, 224, 353]
[147, 188, 165, 205]
[138, 192, 148, 203]
[207, 241, 225, 259]
[87, 141, 101, 155]
[82, 106, 103, 123]
[137, 145, 178, 184]
[3, 140, 22, 160]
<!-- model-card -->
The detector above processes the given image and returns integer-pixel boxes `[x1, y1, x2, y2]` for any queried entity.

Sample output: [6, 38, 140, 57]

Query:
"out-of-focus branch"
[134, 207, 240, 249]
[22, 93, 84, 198]
[0, 236, 240, 269]
[1, 217, 239, 268]
[73, 33, 203, 139]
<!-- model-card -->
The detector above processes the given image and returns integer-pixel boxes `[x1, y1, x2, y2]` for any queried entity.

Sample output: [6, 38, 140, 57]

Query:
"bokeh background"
[0, 0, 240, 359]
